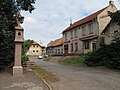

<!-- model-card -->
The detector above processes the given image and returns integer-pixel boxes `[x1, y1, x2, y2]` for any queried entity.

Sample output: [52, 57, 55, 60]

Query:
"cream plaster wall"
[28, 44, 43, 56]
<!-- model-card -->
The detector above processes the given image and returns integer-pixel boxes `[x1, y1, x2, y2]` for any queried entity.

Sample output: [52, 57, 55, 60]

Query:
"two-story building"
[27, 42, 45, 56]
[46, 38, 64, 56]
[62, 1, 117, 55]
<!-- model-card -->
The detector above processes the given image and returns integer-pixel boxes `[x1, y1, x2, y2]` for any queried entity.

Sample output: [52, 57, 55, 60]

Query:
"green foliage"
[84, 33, 120, 69]
[59, 56, 85, 66]
[33, 66, 59, 82]
[21, 39, 33, 64]
[0, 1, 15, 66]
[43, 57, 51, 61]
[16, 0, 36, 13]
[0, 0, 36, 70]
[22, 39, 34, 53]
[21, 53, 29, 64]
[110, 11, 120, 26]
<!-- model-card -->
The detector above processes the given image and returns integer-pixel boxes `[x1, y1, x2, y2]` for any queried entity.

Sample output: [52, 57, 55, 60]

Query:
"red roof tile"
[54, 38, 64, 46]
[63, 6, 109, 33]
[47, 38, 64, 47]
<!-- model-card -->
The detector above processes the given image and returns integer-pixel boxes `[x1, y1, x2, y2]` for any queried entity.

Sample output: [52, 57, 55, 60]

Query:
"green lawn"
[43, 57, 51, 62]
[32, 66, 59, 82]
[59, 55, 86, 67]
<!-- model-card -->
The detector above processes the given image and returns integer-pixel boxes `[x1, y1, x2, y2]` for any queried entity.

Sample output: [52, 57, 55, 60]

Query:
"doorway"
[64, 44, 68, 56]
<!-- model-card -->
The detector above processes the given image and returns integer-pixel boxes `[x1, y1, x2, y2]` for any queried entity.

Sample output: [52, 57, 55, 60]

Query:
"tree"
[0, 0, 36, 70]
[22, 39, 34, 53]
[110, 10, 120, 26]
[21, 39, 34, 64]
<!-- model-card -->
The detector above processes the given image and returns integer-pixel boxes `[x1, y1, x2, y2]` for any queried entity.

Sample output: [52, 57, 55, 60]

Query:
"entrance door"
[92, 43, 96, 52]
[64, 44, 68, 56]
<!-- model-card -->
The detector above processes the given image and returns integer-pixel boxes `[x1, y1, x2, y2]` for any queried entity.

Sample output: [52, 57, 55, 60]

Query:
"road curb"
[33, 71, 53, 90]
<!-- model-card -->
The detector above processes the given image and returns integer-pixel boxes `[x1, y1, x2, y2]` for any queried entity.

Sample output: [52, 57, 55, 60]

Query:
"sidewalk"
[0, 70, 49, 90]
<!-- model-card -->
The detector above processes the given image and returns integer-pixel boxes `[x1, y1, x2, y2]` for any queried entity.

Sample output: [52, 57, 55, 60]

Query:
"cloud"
[24, 17, 39, 25]
[21, 0, 120, 46]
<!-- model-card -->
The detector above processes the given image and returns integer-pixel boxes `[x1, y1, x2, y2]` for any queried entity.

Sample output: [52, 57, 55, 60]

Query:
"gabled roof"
[47, 41, 54, 47]
[32, 41, 45, 48]
[32, 41, 39, 45]
[62, 6, 109, 33]
[54, 38, 64, 46]
[47, 38, 64, 47]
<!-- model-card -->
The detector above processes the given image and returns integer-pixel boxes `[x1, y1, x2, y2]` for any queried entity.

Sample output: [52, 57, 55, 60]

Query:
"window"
[33, 50, 35, 52]
[55, 49, 57, 54]
[71, 43, 73, 52]
[71, 31, 73, 39]
[89, 23, 93, 34]
[36, 50, 38, 52]
[84, 41, 89, 49]
[58, 49, 60, 54]
[33, 45, 35, 47]
[75, 43, 78, 51]
[82, 26, 86, 36]
[65, 33, 67, 40]
[61, 49, 63, 54]
[74, 29, 78, 38]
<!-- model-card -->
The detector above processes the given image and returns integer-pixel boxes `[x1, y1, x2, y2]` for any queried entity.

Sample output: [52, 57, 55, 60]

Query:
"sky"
[21, 0, 120, 46]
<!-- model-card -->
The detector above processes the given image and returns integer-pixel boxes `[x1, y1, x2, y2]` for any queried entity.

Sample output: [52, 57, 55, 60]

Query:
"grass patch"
[43, 57, 51, 62]
[32, 66, 59, 82]
[59, 55, 86, 67]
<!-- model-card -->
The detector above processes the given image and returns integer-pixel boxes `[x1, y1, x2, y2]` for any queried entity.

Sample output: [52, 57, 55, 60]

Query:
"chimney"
[70, 18, 72, 27]
[109, 0, 114, 5]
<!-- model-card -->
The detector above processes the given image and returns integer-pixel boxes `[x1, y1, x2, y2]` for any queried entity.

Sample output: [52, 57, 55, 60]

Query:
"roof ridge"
[47, 38, 63, 47]
[63, 5, 109, 33]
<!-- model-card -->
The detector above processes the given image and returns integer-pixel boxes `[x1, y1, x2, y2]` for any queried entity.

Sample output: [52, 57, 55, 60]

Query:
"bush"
[21, 54, 29, 64]
[84, 41, 120, 69]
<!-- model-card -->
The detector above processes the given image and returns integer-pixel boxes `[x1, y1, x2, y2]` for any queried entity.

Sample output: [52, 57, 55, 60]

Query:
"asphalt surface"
[0, 69, 49, 90]
[30, 56, 120, 90]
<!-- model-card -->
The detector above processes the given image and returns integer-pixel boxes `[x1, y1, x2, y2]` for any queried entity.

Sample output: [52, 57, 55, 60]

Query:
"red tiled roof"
[54, 38, 64, 46]
[47, 38, 64, 47]
[32, 41, 39, 45]
[47, 41, 54, 47]
[62, 6, 109, 33]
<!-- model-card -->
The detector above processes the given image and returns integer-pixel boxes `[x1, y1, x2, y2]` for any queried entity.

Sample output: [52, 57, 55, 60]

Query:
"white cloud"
[21, 0, 120, 46]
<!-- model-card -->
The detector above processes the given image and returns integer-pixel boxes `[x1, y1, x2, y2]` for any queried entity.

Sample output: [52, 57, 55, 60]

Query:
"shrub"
[21, 54, 29, 64]
[84, 40, 120, 69]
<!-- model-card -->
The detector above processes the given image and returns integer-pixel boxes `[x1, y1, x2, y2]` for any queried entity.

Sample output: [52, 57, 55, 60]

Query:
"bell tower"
[13, 26, 24, 76]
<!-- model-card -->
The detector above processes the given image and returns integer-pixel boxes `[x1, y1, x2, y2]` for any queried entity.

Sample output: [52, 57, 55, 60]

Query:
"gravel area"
[31, 56, 120, 90]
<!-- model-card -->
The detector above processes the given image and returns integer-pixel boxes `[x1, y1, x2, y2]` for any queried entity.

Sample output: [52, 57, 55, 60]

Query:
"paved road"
[30, 57, 120, 90]
[0, 70, 49, 90]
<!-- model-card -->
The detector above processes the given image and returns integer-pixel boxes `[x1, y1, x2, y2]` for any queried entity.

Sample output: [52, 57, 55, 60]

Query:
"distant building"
[62, 1, 117, 55]
[46, 38, 64, 56]
[27, 42, 45, 56]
